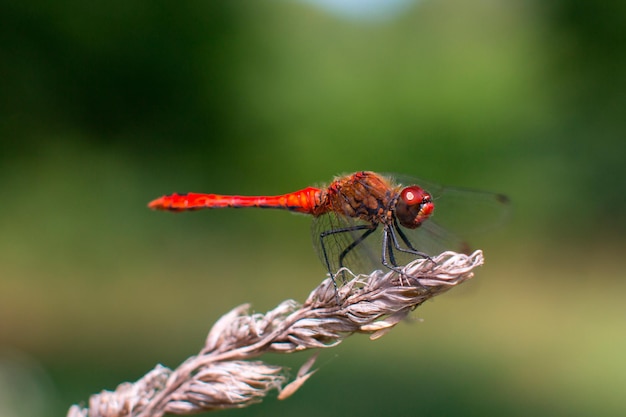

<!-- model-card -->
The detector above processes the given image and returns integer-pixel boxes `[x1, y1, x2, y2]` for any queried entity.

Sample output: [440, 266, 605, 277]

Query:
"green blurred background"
[1, 0, 625, 416]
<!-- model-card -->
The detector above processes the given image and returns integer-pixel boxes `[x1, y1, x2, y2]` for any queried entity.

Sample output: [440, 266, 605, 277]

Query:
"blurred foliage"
[1, 1, 624, 238]
[0, 1, 625, 416]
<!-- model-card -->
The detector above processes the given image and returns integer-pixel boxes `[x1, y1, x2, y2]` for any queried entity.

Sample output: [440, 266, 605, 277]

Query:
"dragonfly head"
[395, 186, 434, 229]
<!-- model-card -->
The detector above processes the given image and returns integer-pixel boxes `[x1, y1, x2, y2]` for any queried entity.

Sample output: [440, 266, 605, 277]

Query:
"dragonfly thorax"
[322, 171, 396, 225]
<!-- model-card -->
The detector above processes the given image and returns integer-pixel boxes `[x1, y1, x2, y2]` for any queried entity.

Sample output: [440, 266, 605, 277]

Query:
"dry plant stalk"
[68, 250, 483, 417]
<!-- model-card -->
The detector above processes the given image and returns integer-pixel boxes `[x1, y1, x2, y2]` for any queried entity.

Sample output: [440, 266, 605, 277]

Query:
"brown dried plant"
[67, 250, 484, 417]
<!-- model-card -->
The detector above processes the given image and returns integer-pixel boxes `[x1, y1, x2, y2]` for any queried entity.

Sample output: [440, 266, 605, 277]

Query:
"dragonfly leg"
[381, 226, 399, 271]
[381, 223, 434, 284]
[391, 218, 432, 260]
[319, 224, 376, 288]
[337, 226, 377, 272]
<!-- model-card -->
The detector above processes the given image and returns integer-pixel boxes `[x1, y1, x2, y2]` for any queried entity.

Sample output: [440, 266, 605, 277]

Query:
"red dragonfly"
[149, 171, 508, 282]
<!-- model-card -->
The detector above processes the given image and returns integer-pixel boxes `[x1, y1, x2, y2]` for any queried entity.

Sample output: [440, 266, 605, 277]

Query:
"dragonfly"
[148, 171, 508, 285]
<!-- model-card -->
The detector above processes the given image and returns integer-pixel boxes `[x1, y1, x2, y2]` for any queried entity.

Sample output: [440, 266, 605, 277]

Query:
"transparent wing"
[428, 186, 510, 237]
[310, 212, 451, 278]
[311, 212, 384, 277]
[391, 175, 511, 254]
[401, 220, 470, 255]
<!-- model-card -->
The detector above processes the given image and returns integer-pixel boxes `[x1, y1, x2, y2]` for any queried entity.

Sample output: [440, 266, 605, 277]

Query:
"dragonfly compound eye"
[395, 186, 434, 229]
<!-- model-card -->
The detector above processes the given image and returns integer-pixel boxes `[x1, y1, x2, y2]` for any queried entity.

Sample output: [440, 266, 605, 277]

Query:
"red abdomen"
[148, 187, 323, 215]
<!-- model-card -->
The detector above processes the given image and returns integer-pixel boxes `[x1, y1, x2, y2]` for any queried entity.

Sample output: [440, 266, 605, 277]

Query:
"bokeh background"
[1, 0, 625, 416]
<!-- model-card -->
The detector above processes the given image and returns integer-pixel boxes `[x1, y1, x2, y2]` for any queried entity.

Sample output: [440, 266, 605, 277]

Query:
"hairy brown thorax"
[317, 171, 399, 224]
